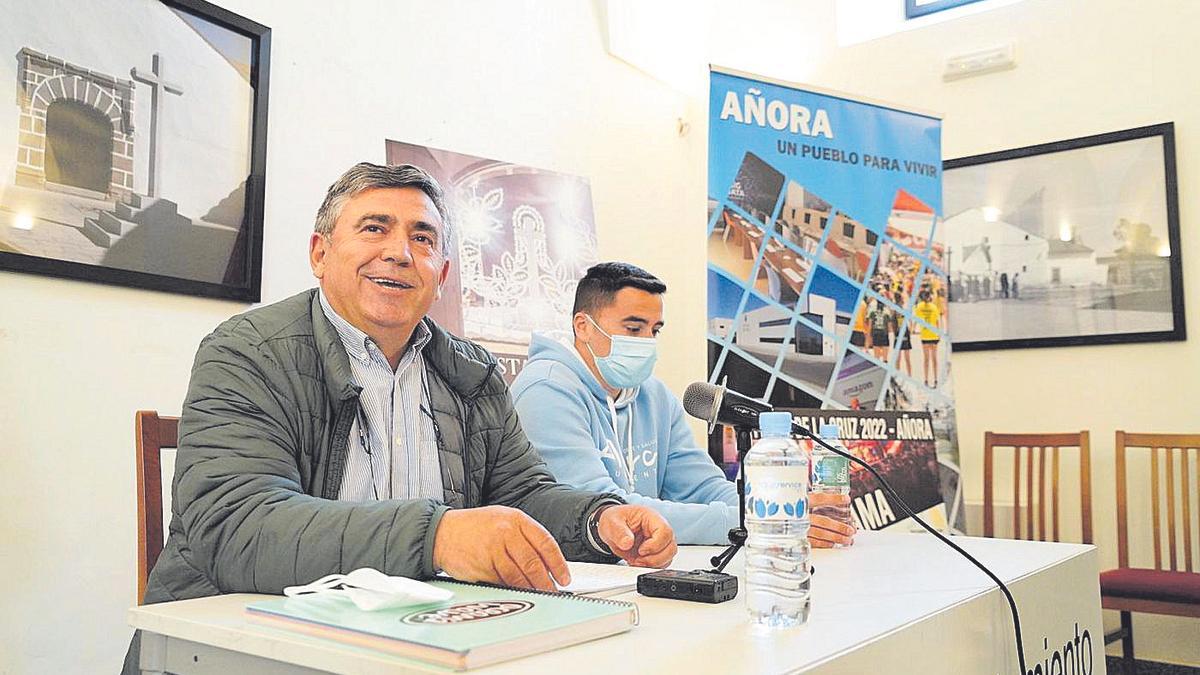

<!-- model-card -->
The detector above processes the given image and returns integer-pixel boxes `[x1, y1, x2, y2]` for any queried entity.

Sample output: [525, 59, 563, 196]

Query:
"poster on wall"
[706, 67, 962, 530]
[385, 140, 599, 382]
[789, 409, 942, 531]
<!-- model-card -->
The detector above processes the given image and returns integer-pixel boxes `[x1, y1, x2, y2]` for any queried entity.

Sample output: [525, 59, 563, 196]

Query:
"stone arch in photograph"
[44, 98, 114, 193]
[14, 48, 135, 200]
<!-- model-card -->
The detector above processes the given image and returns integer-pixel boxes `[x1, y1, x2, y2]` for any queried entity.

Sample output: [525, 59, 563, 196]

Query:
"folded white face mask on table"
[283, 568, 454, 611]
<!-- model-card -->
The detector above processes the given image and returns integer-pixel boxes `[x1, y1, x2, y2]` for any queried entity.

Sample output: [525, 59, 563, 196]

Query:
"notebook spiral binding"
[439, 580, 640, 625]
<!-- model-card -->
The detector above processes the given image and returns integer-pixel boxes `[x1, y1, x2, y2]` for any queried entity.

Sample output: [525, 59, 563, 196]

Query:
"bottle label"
[744, 465, 808, 520]
[814, 456, 850, 488]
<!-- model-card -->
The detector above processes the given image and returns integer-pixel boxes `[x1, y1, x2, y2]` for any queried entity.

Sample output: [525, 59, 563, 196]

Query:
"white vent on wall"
[943, 44, 1017, 81]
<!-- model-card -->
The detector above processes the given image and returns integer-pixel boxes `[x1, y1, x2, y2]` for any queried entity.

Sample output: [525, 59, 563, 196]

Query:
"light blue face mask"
[584, 315, 658, 389]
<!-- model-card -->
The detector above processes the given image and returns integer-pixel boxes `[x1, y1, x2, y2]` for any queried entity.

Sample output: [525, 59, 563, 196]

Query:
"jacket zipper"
[325, 396, 358, 499]
[460, 363, 496, 506]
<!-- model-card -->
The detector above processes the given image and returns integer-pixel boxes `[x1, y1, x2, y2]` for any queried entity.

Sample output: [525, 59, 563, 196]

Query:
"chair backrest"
[1114, 431, 1200, 572]
[983, 431, 1093, 544]
[136, 410, 179, 604]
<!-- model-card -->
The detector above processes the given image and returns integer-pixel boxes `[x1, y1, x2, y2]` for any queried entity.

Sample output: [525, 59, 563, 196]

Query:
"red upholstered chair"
[1100, 432, 1200, 674]
[136, 410, 179, 605]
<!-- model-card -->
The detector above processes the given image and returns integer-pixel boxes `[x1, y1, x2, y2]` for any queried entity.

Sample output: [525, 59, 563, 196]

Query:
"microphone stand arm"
[710, 426, 752, 572]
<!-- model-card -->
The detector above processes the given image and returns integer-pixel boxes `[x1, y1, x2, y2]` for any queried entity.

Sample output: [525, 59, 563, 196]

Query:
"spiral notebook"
[245, 580, 638, 671]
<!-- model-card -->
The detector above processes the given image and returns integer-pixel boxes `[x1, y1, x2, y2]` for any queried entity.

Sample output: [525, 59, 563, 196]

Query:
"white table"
[130, 531, 1106, 674]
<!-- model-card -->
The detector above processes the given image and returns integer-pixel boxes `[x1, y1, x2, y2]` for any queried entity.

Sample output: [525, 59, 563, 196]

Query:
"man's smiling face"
[310, 186, 449, 353]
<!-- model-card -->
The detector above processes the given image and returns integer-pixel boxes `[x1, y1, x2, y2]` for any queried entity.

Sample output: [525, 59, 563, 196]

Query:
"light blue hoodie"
[511, 333, 738, 545]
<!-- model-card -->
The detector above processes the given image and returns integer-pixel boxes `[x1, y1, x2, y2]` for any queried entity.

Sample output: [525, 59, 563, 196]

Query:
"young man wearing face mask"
[512, 263, 856, 547]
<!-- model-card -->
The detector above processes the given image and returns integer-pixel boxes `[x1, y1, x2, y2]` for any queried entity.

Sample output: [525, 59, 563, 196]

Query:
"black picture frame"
[0, 0, 270, 301]
[905, 0, 987, 19]
[942, 123, 1185, 352]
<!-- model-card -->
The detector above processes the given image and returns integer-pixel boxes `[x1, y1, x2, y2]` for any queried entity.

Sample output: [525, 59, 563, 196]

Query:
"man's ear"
[309, 232, 329, 278]
[436, 258, 450, 299]
[571, 312, 589, 339]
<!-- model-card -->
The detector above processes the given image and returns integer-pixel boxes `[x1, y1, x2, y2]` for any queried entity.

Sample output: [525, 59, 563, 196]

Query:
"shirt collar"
[318, 289, 431, 365]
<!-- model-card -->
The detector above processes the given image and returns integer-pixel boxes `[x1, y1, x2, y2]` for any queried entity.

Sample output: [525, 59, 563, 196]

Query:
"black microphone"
[682, 381, 773, 432]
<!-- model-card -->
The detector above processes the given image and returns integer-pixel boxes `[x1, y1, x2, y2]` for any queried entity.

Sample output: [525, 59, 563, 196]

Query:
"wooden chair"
[1100, 432, 1200, 674]
[136, 410, 179, 604]
[982, 431, 1093, 544]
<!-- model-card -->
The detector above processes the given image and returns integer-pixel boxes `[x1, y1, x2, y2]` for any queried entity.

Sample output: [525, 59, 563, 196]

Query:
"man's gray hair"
[313, 162, 454, 256]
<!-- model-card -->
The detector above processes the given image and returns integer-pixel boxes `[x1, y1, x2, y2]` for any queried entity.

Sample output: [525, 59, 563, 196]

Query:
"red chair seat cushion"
[1100, 567, 1200, 605]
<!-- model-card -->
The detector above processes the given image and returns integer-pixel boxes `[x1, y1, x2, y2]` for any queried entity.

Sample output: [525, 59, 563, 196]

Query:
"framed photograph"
[942, 123, 1184, 351]
[905, 0, 987, 19]
[0, 0, 270, 301]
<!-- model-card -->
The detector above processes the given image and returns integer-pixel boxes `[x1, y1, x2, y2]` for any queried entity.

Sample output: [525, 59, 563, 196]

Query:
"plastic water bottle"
[743, 411, 811, 627]
[811, 423, 853, 542]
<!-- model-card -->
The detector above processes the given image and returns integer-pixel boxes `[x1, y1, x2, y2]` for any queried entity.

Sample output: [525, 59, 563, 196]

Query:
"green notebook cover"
[245, 580, 639, 670]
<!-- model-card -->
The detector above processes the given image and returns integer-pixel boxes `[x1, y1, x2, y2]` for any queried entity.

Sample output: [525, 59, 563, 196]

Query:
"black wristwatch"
[586, 502, 620, 555]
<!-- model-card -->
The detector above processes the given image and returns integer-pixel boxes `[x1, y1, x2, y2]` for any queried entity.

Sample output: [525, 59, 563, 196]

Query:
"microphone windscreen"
[682, 382, 721, 423]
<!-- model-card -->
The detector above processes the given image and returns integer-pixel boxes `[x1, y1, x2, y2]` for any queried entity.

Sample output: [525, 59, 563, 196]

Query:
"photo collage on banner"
[706, 68, 962, 530]
[386, 140, 599, 382]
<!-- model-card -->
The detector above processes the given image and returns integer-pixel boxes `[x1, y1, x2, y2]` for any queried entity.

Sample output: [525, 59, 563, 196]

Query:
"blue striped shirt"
[319, 291, 443, 502]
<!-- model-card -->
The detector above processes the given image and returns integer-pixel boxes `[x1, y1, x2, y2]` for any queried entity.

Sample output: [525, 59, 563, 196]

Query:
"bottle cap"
[819, 423, 840, 439]
[758, 412, 793, 437]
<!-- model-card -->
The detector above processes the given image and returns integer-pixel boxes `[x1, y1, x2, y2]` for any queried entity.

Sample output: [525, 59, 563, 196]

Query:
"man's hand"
[596, 505, 677, 568]
[432, 506, 570, 591]
[809, 492, 856, 548]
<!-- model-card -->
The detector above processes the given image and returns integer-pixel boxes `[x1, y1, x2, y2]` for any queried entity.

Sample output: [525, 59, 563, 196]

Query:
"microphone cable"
[793, 423, 1028, 675]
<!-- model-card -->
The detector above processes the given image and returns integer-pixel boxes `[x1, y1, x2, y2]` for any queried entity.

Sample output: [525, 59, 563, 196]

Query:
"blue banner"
[706, 68, 958, 530]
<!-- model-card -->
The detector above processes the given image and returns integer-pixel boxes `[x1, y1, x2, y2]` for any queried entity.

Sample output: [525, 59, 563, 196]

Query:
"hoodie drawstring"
[605, 395, 636, 489]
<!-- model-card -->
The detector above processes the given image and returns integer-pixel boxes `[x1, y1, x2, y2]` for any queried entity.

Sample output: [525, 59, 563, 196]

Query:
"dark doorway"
[795, 313, 824, 355]
[44, 100, 112, 194]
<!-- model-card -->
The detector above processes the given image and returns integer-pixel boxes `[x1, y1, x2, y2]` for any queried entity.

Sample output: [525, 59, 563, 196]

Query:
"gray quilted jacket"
[143, 289, 619, 605]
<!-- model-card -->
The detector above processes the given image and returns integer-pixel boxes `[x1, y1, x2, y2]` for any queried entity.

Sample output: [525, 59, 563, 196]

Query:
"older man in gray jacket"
[123, 163, 675, 672]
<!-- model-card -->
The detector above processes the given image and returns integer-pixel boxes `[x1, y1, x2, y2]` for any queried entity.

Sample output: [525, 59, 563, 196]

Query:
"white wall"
[0, 1, 701, 671]
[706, 0, 1200, 666]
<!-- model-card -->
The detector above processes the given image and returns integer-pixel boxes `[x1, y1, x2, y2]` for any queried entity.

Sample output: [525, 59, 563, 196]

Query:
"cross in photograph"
[131, 53, 184, 198]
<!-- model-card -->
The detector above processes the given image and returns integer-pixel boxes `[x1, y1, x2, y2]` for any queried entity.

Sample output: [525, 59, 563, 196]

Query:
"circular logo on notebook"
[402, 600, 535, 625]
